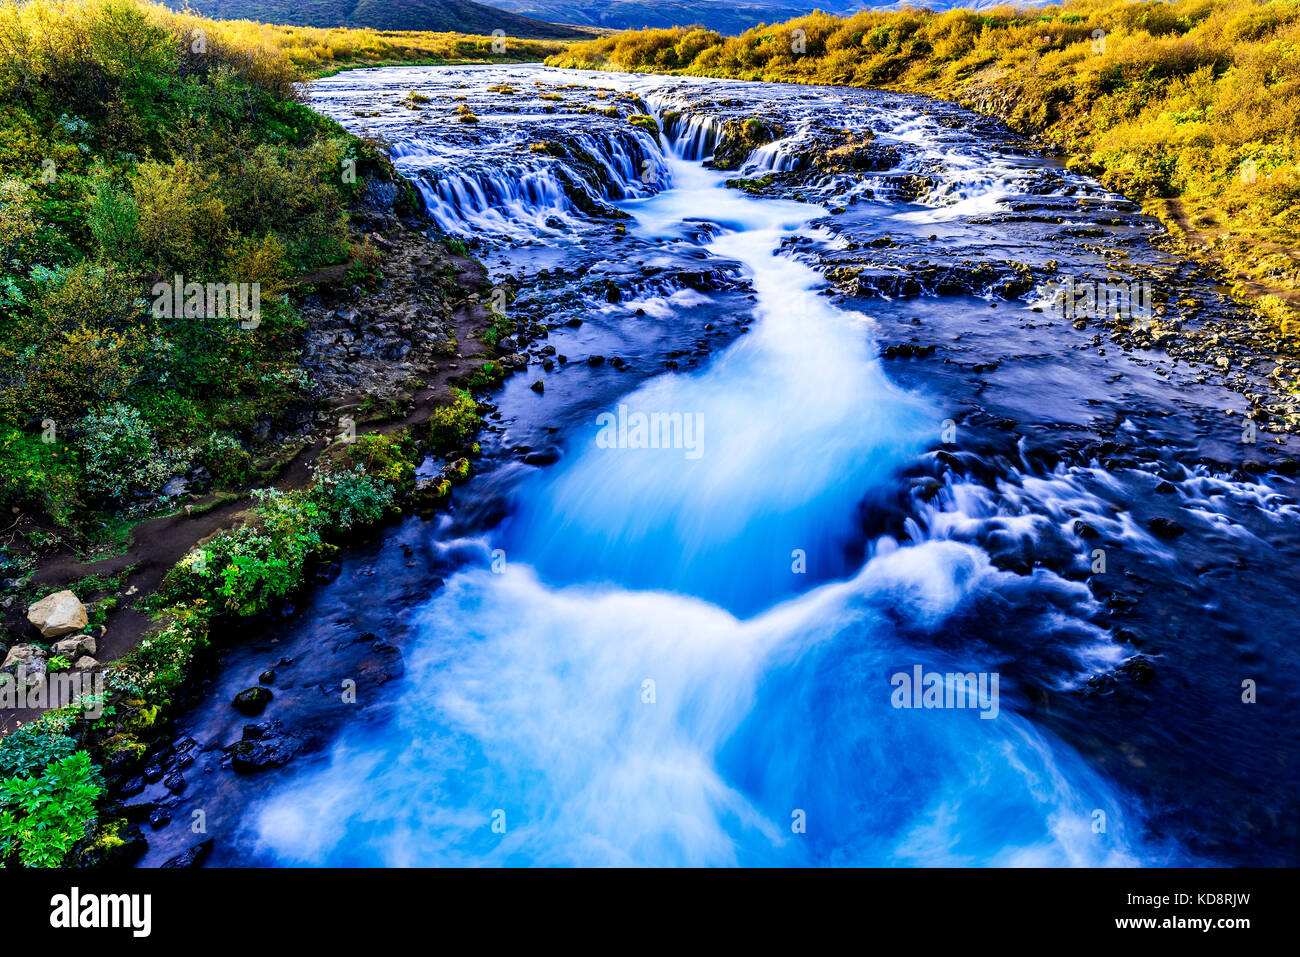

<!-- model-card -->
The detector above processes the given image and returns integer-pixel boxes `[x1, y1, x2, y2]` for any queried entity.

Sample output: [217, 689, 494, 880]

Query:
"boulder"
[232, 686, 273, 715]
[26, 590, 88, 638]
[73, 655, 99, 672]
[2, 643, 47, 674]
[230, 721, 300, 773]
[52, 634, 96, 659]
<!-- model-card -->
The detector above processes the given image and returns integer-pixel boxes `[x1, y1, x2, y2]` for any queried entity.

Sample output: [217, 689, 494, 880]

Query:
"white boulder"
[26, 590, 88, 639]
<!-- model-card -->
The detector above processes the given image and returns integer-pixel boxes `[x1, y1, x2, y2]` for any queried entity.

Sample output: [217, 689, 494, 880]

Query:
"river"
[132, 65, 1299, 867]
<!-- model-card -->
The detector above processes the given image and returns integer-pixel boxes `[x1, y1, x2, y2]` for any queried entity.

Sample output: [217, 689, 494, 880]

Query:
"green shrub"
[0, 426, 80, 524]
[0, 710, 79, 779]
[428, 387, 479, 452]
[198, 431, 253, 488]
[107, 603, 210, 700]
[0, 750, 103, 868]
[310, 464, 396, 530]
[77, 402, 176, 504]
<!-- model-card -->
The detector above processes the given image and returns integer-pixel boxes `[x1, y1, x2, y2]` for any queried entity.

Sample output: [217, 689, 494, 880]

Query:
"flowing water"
[133, 66, 1299, 867]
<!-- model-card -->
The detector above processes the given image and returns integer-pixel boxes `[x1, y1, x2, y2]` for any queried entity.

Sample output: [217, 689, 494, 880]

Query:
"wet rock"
[708, 117, 785, 171]
[812, 135, 899, 173]
[161, 839, 213, 869]
[230, 721, 301, 773]
[259, 669, 275, 685]
[882, 343, 936, 359]
[1117, 655, 1156, 684]
[26, 590, 88, 638]
[523, 448, 560, 466]
[1148, 517, 1185, 539]
[232, 686, 273, 716]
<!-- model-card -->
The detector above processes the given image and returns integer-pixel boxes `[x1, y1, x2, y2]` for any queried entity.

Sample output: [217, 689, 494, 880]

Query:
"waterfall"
[241, 77, 1174, 866]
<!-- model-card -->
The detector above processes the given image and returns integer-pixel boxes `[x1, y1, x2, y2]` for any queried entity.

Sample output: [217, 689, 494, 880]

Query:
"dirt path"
[1150, 197, 1300, 309]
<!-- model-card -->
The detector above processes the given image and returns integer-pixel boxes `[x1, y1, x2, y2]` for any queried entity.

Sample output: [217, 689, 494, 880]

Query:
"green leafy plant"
[0, 710, 79, 779]
[0, 750, 103, 868]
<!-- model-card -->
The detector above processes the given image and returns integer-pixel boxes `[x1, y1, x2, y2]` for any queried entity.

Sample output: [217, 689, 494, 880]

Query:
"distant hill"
[179, 0, 590, 39]
[491, 1, 1046, 36]
[490, 1, 823, 35]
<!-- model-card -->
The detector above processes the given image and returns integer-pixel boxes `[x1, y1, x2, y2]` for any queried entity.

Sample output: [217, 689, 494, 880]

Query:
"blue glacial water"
[243, 73, 1169, 867]
[133, 65, 1299, 868]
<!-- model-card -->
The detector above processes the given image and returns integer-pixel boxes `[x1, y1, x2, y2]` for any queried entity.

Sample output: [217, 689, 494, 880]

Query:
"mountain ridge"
[177, 0, 591, 39]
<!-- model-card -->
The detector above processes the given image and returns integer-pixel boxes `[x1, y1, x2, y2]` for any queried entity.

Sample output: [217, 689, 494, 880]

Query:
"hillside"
[180, 0, 590, 39]
[490, 1, 824, 35]
[491, 1, 1051, 35]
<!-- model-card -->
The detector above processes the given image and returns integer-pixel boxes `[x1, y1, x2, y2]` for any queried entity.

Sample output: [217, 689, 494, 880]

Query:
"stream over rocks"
[132, 66, 1299, 867]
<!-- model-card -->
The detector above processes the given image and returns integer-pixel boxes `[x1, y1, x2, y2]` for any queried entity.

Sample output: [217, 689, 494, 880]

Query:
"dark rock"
[161, 839, 213, 869]
[523, 448, 560, 466]
[1118, 655, 1156, 684]
[232, 686, 273, 716]
[1148, 517, 1185, 539]
[230, 721, 301, 773]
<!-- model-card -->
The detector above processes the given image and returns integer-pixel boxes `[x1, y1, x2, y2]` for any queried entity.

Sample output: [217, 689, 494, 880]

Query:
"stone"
[52, 634, 96, 659]
[73, 655, 99, 672]
[161, 839, 213, 869]
[2, 643, 46, 673]
[1148, 517, 1185, 539]
[230, 721, 300, 772]
[26, 590, 88, 638]
[232, 686, 273, 715]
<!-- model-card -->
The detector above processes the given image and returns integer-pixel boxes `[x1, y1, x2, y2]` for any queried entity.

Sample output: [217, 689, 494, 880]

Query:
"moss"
[726, 174, 777, 193]
[628, 114, 661, 136]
